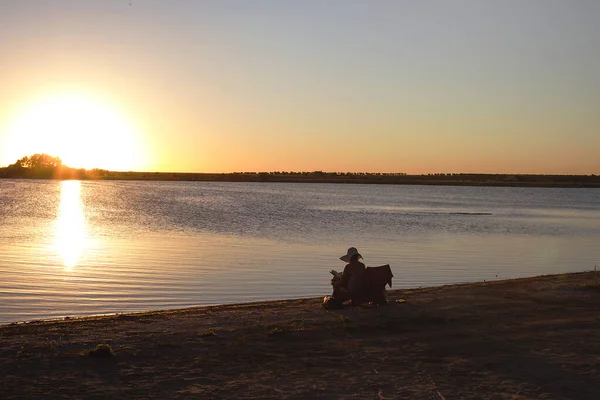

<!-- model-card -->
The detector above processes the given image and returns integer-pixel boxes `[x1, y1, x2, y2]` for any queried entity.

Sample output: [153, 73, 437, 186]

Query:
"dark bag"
[322, 296, 344, 309]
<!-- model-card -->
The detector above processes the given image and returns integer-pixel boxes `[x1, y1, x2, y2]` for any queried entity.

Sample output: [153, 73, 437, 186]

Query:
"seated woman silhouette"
[335, 247, 366, 302]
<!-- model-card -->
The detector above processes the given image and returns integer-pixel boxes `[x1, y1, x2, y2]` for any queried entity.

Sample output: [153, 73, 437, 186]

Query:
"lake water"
[1, 179, 599, 324]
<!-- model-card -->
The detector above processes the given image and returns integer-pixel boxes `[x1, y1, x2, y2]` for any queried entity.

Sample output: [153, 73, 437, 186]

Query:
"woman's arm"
[340, 264, 351, 288]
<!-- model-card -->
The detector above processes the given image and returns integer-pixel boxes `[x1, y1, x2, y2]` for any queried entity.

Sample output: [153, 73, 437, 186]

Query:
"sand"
[2, 271, 600, 399]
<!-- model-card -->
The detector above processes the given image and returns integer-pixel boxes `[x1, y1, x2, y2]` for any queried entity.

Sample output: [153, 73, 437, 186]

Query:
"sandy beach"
[2, 271, 600, 399]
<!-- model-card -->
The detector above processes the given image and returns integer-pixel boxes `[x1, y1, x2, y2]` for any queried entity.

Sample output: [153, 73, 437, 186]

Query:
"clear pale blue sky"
[1, 0, 599, 173]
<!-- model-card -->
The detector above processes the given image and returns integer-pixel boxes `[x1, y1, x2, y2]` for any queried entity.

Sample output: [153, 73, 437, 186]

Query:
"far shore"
[2, 271, 600, 399]
[1, 169, 600, 188]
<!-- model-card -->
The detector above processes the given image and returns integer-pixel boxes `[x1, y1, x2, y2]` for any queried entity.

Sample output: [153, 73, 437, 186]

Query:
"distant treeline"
[1, 154, 599, 187]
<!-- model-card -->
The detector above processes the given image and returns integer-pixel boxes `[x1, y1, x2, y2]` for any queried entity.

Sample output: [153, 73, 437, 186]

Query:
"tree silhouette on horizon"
[11, 153, 63, 169]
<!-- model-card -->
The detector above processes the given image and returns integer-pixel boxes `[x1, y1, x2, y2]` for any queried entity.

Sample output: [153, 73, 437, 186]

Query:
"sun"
[2, 92, 147, 171]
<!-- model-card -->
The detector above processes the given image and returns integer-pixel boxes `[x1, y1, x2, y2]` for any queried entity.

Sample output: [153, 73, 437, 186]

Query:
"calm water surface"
[1, 179, 599, 324]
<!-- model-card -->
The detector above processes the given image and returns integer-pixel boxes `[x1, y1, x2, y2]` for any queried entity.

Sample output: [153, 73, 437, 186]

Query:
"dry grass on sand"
[2, 271, 600, 399]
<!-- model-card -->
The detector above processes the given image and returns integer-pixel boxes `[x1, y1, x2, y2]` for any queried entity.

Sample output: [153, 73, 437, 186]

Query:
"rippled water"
[1, 179, 599, 324]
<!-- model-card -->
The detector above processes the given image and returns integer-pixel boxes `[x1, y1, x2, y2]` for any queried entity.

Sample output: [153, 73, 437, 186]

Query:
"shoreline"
[2, 172, 600, 188]
[2, 271, 600, 399]
[0, 295, 323, 328]
[0, 272, 584, 328]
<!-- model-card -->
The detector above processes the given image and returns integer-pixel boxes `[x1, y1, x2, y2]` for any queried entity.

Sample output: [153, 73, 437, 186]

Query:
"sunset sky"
[1, 1, 599, 174]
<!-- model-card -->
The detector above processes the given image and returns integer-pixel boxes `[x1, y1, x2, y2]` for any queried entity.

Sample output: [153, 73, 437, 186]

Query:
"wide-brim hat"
[340, 247, 362, 262]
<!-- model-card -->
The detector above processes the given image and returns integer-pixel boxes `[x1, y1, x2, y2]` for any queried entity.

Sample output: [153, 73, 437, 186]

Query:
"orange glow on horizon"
[2, 92, 149, 171]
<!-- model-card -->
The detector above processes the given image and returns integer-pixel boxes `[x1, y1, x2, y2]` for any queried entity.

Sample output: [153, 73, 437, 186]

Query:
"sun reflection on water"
[55, 180, 87, 270]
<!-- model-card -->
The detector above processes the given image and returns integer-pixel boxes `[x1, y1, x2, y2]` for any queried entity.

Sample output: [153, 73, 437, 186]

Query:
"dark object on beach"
[361, 264, 394, 305]
[323, 296, 344, 309]
[327, 264, 394, 307]
[88, 343, 115, 357]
